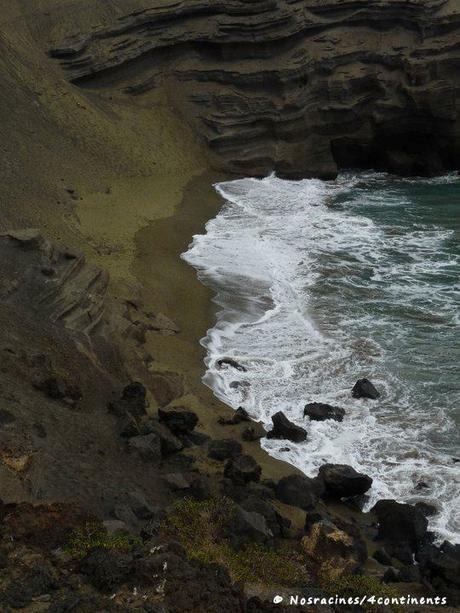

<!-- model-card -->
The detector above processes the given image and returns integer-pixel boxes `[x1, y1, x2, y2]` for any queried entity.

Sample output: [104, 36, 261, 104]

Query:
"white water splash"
[182, 172, 460, 543]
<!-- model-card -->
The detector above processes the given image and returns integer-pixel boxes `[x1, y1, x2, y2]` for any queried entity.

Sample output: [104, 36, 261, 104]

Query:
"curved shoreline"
[132, 170, 306, 482]
[181, 173, 460, 545]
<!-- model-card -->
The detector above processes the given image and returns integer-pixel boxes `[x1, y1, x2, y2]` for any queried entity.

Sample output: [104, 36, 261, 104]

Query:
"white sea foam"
[182, 172, 460, 543]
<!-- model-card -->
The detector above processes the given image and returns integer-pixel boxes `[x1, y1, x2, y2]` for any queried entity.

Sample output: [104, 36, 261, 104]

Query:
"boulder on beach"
[318, 464, 373, 498]
[217, 406, 251, 426]
[352, 378, 380, 399]
[224, 454, 262, 485]
[158, 407, 198, 434]
[275, 474, 324, 511]
[217, 358, 247, 372]
[266, 411, 307, 443]
[241, 423, 266, 441]
[304, 402, 345, 422]
[371, 499, 428, 547]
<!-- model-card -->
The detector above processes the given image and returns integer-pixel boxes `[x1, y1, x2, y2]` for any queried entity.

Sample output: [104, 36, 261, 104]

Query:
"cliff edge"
[50, 0, 460, 178]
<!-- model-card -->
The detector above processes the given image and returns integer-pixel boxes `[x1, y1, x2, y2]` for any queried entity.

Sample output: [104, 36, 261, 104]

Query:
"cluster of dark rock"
[109, 382, 207, 465]
[372, 500, 460, 602]
[263, 377, 379, 444]
[212, 377, 460, 606]
[0, 372, 458, 611]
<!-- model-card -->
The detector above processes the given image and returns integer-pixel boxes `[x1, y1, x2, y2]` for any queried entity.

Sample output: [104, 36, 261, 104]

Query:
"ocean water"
[182, 172, 460, 543]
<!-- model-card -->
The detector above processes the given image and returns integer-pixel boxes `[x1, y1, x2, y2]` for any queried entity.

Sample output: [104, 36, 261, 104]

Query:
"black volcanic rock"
[266, 411, 307, 443]
[241, 423, 266, 441]
[109, 382, 147, 418]
[318, 464, 373, 498]
[415, 501, 438, 517]
[224, 455, 262, 485]
[228, 505, 273, 549]
[352, 378, 380, 399]
[218, 406, 251, 426]
[158, 407, 198, 434]
[128, 433, 162, 463]
[416, 541, 460, 603]
[217, 358, 247, 372]
[241, 496, 290, 538]
[304, 402, 345, 422]
[208, 439, 242, 461]
[275, 474, 324, 511]
[371, 499, 428, 547]
[122, 381, 146, 403]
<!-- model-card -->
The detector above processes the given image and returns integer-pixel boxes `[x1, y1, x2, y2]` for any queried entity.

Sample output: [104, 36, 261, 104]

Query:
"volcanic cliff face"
[49, 0, 460, 179]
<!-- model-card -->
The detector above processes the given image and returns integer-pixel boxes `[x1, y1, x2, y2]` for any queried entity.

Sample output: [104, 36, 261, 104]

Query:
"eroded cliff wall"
[49, 0, 460, 178]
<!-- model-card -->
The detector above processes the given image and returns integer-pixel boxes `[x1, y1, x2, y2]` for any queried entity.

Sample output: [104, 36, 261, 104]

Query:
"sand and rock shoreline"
[1, 183, 459, 610]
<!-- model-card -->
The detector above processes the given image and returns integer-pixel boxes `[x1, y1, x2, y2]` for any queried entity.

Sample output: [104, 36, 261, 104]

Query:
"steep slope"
[0, 0, 207, 281]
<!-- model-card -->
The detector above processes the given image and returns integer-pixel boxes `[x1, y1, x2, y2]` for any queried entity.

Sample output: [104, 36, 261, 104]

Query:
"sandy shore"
[133, 170, 304, 484]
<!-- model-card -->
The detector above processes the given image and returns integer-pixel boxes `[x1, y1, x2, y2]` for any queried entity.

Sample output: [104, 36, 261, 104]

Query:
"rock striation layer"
[0, 230, 108, 337]
[49, 0, 460, 178]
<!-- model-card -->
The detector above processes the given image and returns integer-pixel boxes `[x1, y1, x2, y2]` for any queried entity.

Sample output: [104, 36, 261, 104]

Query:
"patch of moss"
[323, 575, 405, 613]
[166, 497, 309, 586]
[66, 522, 142, 558]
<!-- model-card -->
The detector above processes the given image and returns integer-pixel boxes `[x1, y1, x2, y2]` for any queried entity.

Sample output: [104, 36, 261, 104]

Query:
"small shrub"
[66, 521, 142, 558]
[167, 496, 234, 548]
[166, 497, 309, 586]
[225, 543, 309, 586]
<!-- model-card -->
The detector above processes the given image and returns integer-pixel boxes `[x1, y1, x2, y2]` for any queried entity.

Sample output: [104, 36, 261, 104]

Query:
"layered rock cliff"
[49, 0, 460, 178]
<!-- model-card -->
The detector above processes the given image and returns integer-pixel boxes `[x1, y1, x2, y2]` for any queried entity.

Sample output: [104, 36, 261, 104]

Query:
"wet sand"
[133, 170, 303, 483]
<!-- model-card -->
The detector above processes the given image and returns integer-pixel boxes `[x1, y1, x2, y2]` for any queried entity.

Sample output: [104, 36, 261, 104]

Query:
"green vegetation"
[166, 497, 309, 586]
[66, 522, 142, 558]
[324, 575, 405, 613]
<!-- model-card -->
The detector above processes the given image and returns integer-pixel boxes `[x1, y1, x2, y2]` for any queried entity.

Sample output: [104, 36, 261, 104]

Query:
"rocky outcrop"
[266, 411, 307, 443]
[304, 402, 345, 422]
[372, 499, 428, 547]
[352, 378, 380, 399]
[0, 502, 244, 611]
[49, 0, 460, 179]
[318, 463, 373, 498]
[0, 230, 108, 336]
[275, 473, 324, 510]
[224, 454, 262, 484]
[158, 406, 199, 434]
